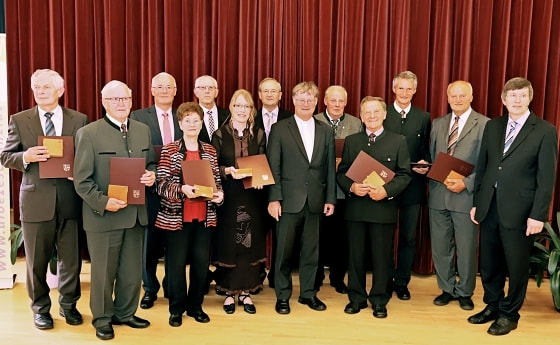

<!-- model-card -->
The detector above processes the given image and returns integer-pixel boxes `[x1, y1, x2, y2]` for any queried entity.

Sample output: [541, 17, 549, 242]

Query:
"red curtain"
[6, 0, 560, 274]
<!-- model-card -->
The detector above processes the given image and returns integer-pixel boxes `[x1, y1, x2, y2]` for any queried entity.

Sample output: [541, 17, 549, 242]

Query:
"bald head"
[447, 80, 473, 116]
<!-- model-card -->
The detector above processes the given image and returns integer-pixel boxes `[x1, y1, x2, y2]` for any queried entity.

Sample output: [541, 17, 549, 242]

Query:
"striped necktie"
[44, 112, 56, 136]
[447, 116, 460, 155]
[503, 121, 518, 155]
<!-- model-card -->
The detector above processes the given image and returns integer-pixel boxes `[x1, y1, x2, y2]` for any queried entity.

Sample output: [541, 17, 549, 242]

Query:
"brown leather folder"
[345, 150, 395, 185]
[109, 157, 146, 204]
[236, 154, 275, 189]
[38, 136, 74, 178]
[181, 159, 218, 200]
[427, 152, 474, 184]
[107, 185, 128, 202]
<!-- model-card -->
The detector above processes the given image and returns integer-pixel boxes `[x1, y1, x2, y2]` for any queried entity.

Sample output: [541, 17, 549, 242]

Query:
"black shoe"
[275, 299, 290, 314]
[112, 315, 150, 328]
[140, 292, 157, 309]
[238, 294, 256, 314]
[95, 324, 115, 340]
[458, 296, 475, 310]
[298, 296, 327, 311]
[433, 292, 456, 306]
[344, 301, 367, 314]
[487, 318, 518, 336]
[330, 282, 348, 294]
[394, 285, 411, 300]
[215, 288, 226, 296]
[187, 309, 210, 323]
[372, 304, 388, 318]
[223, 295, 236, 314]
[250, 287, 262, 295]
[468, 307, 498, 324]
[59, 307, 83, 325]
[169, 314, 182, 327]
[34, 313, 54, 330]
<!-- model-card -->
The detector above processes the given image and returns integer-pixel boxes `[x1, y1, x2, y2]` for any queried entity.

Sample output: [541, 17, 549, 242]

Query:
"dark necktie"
[447, 116, 460, 155]
[369, 133, 376, 143]
[331, 119, 340, 136]
[44, 112, 56, 136]
[400, 110, 406, 124]
[121, 123, 127, 133]
[207, 110, 215, 138]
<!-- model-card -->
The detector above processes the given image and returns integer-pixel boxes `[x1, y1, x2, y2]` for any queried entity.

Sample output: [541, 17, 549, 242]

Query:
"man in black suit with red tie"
[193, 75, 229, 143]
[468, 77, 558, 336]
[130, 72, 183, 309]
[383, 70, 431, 300]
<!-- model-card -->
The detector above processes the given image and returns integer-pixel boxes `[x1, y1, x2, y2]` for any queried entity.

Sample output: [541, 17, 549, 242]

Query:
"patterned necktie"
[162, 113, 172, 145]
[369, 133, 376, 143]
[121, 123, 127, 133]
[503, 121, 518, 155]
[331, 119, 340, 136]
[447, 116, 460, 155]
[207, 110, 215, 138]
[400, 110, 406, 124]
[44, 112, 56, 136]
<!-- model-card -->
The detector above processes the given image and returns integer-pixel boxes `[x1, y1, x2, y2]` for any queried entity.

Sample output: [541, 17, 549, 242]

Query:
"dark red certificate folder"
[181, 159, 218, 200]
[427, 152, 474, 184]
[38, 136, 74, 178]
[345, 150, 395, 184]
[236, 154, 275, 189]
[109, 157, 146, 204]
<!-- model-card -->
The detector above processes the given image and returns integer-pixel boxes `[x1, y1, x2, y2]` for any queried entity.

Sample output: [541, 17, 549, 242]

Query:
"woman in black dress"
[211, 89, 267, 314]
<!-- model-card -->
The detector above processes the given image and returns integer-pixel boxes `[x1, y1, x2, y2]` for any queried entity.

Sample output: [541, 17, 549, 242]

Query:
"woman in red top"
[155, 102, 223, 327]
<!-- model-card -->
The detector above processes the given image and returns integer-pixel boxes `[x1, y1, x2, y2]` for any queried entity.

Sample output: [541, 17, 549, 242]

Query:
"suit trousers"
[393, 203, 421, 286]
[274, 203, 320, 300]
[429, 208, 477, 297]
[142, 224, 167, 295]
[86, 223, 144, 327]
[165, 221, 211, 314]
[347, 221, 395, 306]
[22, 216, 81, 314]
[480, 193, 533, 321]
[316, 198, 348, 287]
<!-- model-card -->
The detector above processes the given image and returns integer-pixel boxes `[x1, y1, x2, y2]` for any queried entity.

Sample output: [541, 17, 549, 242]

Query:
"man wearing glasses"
[130, 72, 183, 310]
[74, 80, 157, 340]
[267, 81, 336, 314]
[193, 75, 229, 143]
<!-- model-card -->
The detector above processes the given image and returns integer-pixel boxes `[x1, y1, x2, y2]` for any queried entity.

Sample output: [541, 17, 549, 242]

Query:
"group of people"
[1, 68, 556, 340]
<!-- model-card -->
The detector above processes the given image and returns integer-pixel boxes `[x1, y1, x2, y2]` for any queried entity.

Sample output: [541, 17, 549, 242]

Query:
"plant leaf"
[548, 248, 560, 275]
[550, 270, 560, 309]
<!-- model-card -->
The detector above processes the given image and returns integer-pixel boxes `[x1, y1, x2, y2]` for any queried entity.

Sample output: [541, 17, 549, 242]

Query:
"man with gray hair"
[193, 75, 229, 143]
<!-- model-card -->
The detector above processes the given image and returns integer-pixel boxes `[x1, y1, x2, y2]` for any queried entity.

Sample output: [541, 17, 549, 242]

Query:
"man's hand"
[105, 198, 127, 212]
[324, 203, 335, 216]
[526, 218, 544, 236]
[445, 178, 466, 193]
[351, 182, 370, 197]
[367, 185, 387, 201]
[140, 170, 156, 187]
[412, 159, 430, 175]
[470, 207, 479, 224]
[24, 145, 50, 163]
[268, 201, 282, 221]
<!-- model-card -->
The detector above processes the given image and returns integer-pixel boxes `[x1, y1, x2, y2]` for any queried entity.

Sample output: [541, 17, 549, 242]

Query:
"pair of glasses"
[233, 104, 253, 110]
[152, 85, 176, 91]
[104, 97, 131, 104]
[196, 86, 216, 91]
[261, 89, 280, 94]
[295, 99, 316, 105]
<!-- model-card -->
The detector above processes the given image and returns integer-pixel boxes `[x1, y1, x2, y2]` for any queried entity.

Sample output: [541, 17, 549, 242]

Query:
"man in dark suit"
[130, 72, 182, 309]
[74, 80, 157, 340]
[337, 96, 411, 318]
[254, 77, 293, 288]
[468, 77, 558, 336]
[314, 85, 363, 294]
[429, 81, 489, 310]
[267, 81, 336, 314]
[383, 70, 431, 300]
[0, 69, 87, 330]
[193, 75, 229, 143]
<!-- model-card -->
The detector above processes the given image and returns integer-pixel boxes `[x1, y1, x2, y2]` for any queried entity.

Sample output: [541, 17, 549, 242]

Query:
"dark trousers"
[142, 225, 167, 295]
[274, 203, 320, 300]
[347, 221, 395, 306]
[316, 198, 348, 287]
[480, 193, 533, 321]
[392, 203, 420, 287]
[165, 222, 211, 314]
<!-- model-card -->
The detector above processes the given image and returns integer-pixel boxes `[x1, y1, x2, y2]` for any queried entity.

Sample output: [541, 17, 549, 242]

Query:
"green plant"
[8, 223, 23, 265]
[530, 212, 560, 311]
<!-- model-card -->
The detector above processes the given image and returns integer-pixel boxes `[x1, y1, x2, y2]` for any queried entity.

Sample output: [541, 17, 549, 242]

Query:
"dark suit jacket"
[473, 112, 557, 228]
[0, 106, 88, 222]
[130, 106, 182, 224]
[267, 115, 337, 213]
[254, 108, 293, 132]
[73, 117, 157, 232]
[337, 130, 411, 223]
[384, 104, 431, 204]
[198, 106, 229, 143]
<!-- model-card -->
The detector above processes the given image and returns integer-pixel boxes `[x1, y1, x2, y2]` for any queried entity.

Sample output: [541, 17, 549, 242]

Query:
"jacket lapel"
[503, 113, 536, 159]
[287, 117, 309, 160]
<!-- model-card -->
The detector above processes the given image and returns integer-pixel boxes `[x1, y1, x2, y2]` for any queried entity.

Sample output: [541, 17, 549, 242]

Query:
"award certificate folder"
[427, 152, 474, 184]
[107, 185, 128, 202]
[109, 157, 146, 204]
[181, 159, 218, 199]
[236, 154, 275, 189]
[38, 136, 74, 178]
[345, 150, 395, 185]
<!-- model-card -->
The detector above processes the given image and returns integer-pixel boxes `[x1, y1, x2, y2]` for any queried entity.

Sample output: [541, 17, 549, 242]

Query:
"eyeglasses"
[183, 119, 202, 125]
[104, 97, 131, 104]
[295, 99, 316, 105]
[195, 86, 216, 91]
[261, 89, 280, 95]
[152, 85, 176, 92]
[233, 104, 253, 110]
